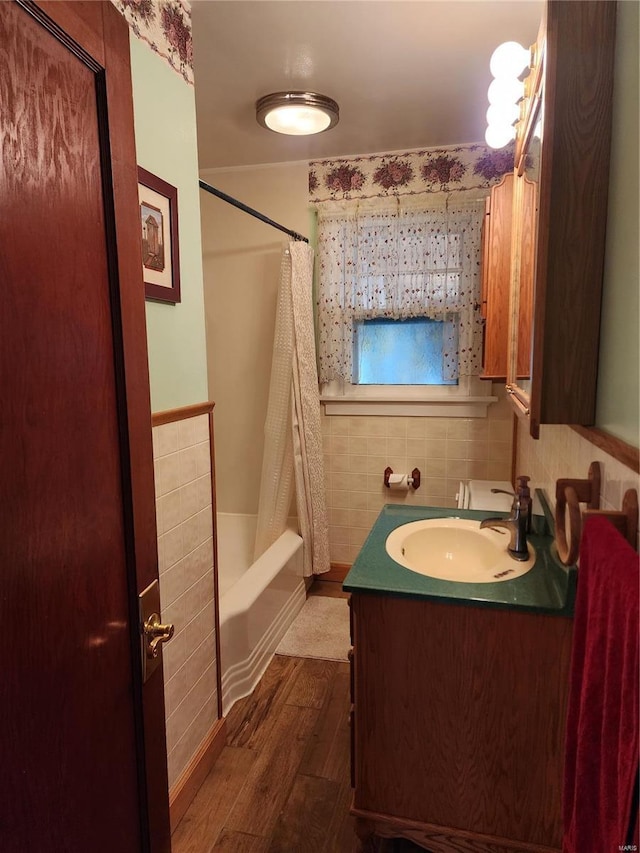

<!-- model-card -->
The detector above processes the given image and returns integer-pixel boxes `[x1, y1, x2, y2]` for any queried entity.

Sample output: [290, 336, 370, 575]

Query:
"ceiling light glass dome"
[256, 92, 339, 136]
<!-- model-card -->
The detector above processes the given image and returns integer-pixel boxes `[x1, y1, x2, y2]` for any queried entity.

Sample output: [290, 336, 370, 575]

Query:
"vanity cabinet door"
[350, 592, 573, 851]
[506, 0, 617, 437]
[480, 173, 514, 382]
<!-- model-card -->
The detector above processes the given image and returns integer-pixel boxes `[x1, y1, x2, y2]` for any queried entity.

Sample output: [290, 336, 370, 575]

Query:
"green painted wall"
[596, 0, 639, 447]
[129, 38, 209, 413]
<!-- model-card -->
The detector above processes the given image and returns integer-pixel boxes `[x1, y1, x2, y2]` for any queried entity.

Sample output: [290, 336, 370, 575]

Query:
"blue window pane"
[354, 317, 457, 385]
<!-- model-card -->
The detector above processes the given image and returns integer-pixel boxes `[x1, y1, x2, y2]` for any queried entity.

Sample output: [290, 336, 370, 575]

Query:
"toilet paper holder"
[384, 466, 421, 491]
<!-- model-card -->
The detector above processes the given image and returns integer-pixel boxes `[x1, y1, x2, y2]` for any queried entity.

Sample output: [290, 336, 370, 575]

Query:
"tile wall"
[152, 412, 219, 790]
[322, 385, 514, 565]
[516, 421, 640, 517]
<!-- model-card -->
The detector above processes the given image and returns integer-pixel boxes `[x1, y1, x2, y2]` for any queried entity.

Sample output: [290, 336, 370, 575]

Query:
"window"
[354, 317, 457, 385]
[316, 198, 495, 415]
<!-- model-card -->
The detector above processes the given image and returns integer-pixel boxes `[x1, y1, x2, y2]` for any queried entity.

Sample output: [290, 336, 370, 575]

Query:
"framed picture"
[137, 167, 181, 304]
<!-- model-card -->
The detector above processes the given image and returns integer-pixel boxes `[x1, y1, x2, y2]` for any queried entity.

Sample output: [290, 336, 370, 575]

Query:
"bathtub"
[217, 513, 305, 714]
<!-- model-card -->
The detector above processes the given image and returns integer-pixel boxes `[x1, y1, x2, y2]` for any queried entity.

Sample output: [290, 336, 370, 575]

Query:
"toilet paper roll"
[387, 473, 410, 491]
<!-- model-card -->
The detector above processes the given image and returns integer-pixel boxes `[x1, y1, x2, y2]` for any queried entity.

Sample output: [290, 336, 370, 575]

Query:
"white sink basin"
[385, 517, 536, 583]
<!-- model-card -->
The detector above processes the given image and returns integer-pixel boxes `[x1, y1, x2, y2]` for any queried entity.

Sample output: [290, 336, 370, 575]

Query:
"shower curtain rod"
[198, 179, 309, 244]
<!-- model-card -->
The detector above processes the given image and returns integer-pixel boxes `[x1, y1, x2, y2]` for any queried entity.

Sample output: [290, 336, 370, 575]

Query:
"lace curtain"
[316, 197, 485, 383]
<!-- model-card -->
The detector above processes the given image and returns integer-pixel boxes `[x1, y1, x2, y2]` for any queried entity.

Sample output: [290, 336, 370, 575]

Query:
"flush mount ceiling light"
[256, 91, 339, 136]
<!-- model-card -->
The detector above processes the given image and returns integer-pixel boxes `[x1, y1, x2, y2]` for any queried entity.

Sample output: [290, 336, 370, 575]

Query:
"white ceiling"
[192, 1, 543, 171]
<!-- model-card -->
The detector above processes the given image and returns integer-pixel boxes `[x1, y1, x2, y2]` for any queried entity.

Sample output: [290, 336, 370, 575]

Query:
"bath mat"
[275, 596, 350, 661]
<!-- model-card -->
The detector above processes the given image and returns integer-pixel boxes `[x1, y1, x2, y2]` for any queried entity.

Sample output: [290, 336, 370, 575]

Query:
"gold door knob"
[143, 612, 175, 659]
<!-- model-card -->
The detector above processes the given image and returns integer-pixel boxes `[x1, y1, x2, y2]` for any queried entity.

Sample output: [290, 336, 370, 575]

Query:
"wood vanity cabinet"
[506, 0, 617, 436]
[349, 593, 573, 853]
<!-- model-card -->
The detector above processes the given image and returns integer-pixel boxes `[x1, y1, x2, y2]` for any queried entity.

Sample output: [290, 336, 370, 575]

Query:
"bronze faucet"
[479, 476, 532, 562]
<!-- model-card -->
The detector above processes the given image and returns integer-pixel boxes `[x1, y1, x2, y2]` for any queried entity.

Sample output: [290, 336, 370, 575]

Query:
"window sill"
[320, 394, 498, 417]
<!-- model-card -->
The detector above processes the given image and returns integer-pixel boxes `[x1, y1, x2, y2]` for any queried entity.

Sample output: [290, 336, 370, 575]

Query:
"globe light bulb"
[487, 76, 525, 107]
[490, 41, 530, 79]
[485, 123, 516, 149]
[486, 102, 520, 128]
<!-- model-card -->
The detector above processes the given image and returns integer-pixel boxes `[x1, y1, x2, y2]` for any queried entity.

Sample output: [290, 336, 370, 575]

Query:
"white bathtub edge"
[221, 528, 302, 619]
[220, 578, 306, 715]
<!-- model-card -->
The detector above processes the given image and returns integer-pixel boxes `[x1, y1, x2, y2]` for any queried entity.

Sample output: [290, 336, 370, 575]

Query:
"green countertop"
[343, 501, 576, 616]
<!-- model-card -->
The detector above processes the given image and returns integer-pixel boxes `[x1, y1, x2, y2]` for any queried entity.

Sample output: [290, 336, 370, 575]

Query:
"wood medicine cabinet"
[480, 173, 513, 381]
[506, 0, 617, 438]
[480, 172, 536, 382]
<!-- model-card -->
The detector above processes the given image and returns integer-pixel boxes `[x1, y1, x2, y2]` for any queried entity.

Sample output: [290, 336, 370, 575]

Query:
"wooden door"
[0, 2, 171, 851]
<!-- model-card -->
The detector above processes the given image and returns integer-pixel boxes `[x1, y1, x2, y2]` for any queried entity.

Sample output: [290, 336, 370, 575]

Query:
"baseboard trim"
[350, 803, 561, 853]
[169, 717, 227, 833]
[316, 562, 351, 583]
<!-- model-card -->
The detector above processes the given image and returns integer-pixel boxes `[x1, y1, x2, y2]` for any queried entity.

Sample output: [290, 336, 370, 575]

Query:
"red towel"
[563, 515, 639, 852]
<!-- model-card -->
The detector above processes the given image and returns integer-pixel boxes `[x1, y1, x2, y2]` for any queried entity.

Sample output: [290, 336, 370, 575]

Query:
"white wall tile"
[152, 413, 219, 795]
[192, 414, 210, 444]
[158, 489, 182, 534]
[159, 559, 187, 610]
[162, 629, 186, 682]
[163, 525, 184, 572]
[153, 422, 179, 460]
[180, 480, 201, 522]
[425, 439, 446, 459]
[329, 525, 350, 545]
[184, 572, 215, 623]
[178, 417, 197, 450]
[197, 508, 214, 545]
[196, 473, 212, 512]
[164, 664, 189, 719]
[331, 472, 355, 491]
[321, 386, 515, 567]
[155, 453, 181, 497]
[406, 419, 427, 439]
[445, 458, 468, 480]
[469, 460, 489, 479]
[406, 438, 426, 458]
[186, 630, 216, 688]
[424, 419, 447, 439]
[195, 442, 212, 478]
[446, 419, 469, 440]
[185, 601, 216, 658]
[516, 422, 639, 527]
[182, 514, 201, 556]
[178, 446, 199, 486]
[168, 694, 217, 789]
[331, 455, 350, 474]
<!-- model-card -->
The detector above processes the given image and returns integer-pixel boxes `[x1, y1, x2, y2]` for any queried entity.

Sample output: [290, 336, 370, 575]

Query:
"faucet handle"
[515, 475, 532, 531]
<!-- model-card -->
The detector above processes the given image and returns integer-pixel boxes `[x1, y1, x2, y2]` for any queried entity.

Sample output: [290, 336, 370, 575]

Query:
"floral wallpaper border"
[112, 0, 193, 85]
[309, 143, 515, 202]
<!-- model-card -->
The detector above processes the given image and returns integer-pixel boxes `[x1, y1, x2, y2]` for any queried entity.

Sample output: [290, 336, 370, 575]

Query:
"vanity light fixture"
[255, 91, 339, 136]
[489, 40, 530, 79]
[485, 41, 531, 149]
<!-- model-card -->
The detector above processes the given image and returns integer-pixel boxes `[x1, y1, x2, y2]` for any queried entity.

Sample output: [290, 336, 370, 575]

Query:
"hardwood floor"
[171, 654, 357, 852]
[171, 591, 429, 853]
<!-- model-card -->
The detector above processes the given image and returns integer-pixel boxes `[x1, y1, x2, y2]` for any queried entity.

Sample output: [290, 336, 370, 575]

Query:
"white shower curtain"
[254, 241, 330, 577]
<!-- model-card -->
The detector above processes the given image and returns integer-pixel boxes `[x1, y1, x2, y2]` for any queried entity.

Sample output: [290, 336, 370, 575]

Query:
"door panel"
[0, 2, 170, 850]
